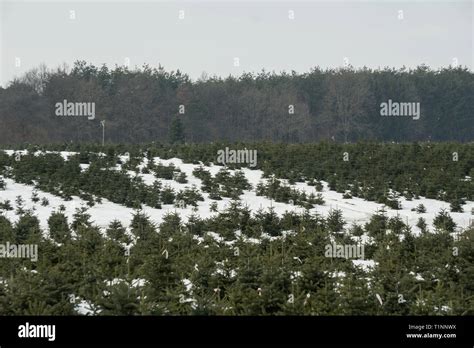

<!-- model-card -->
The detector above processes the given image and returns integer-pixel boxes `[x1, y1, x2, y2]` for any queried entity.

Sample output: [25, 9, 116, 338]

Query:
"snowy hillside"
[1, 150, 472, 235]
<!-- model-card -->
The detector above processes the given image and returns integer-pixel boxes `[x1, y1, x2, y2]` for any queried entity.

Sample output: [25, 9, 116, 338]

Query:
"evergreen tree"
[48, 211, 71, 243]
[169, 117, 185, 144]
[433, 209, 456, 233]
[327, 209, 345, 233]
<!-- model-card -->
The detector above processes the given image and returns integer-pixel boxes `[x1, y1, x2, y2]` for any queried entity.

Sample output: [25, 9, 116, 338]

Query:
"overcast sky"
[0, 0, 472, 87]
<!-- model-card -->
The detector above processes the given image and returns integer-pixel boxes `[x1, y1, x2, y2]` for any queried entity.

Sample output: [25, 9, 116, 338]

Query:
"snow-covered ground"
[1, 151, 473, 235]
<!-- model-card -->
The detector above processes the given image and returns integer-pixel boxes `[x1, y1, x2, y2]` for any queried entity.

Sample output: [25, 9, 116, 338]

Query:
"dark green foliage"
[256, 178, 324, 208]
[433, 209, 456, 233]
[175, 186, 204, 207]
[327, 209, 345, 233]
[160, 185, 176, 205]
[169, 117, 185, 144]
[48, 211, 71, 243]
[0, 200, 13, 211]
[416, 217, 428, 234]
[151, 162, 179, 180]
[0, 202, 471, 315]
[450, 199, 464, 213]
[413, 204, 426, 213]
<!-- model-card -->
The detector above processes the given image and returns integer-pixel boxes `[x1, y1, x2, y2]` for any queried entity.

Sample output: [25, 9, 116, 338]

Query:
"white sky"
[0, 0, 472, 86]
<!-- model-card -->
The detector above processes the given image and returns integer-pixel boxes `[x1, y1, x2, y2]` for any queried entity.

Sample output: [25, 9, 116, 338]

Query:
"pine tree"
[433, 209, 456, 232]
[327, 208, 345, 233]
[450, 199, 464, 213]
[48, 211, 71, 244]
[106, 220, 131, 244]
[416, 217, 428, 234]
[169, 117, 185, 144]
[14, 212, 42, 244]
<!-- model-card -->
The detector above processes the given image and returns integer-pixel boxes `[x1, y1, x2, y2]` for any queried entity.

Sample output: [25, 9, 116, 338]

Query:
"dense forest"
[0, 62, 472, 144]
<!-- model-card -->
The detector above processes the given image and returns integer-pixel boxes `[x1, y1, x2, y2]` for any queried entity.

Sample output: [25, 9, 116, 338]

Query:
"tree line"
[0, 62, 472, 144]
